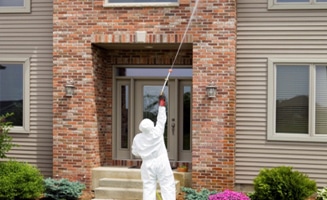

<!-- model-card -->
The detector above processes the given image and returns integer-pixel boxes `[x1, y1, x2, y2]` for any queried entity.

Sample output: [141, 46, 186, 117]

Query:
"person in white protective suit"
[132, 95, 176, 200]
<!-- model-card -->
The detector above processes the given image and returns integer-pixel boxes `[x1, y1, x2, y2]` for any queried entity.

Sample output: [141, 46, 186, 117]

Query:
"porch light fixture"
[206, 82, 217, 98]
[65, 79, 75, 97]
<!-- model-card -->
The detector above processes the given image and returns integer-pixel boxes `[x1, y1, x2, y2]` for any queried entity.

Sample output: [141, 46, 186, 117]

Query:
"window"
[116, 68, 192, 77]
[104, 0, 178, 7]
[0, 0, 30, 13]
[268, 0, 327, 9]
[0, 57, 30, 133]
[267, 58, 327, 142]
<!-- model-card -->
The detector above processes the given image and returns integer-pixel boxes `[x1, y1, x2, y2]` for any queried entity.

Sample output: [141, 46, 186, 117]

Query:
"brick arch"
[91, 36, 194, 169]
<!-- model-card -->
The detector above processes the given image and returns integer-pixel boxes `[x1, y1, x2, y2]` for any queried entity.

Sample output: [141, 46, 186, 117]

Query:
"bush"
[44, 178, 86, 200]
[209, 190, 250, 200]
[181, 187, 217, 200]
[0, 113, 17, 159]
[0, 160, 44, 200]
[251, 166, 316, 200]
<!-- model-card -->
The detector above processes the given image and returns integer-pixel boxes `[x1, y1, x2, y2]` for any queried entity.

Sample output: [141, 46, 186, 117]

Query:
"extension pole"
[160, 69, 172, 95]
[160, 0, 200, 95]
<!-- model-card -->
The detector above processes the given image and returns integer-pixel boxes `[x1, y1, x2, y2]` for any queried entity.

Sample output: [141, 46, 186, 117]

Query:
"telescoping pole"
[159, 0, 200, 95]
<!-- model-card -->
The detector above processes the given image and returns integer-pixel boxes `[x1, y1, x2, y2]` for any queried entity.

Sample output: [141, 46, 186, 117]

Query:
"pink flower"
[209, 190, 250, 200]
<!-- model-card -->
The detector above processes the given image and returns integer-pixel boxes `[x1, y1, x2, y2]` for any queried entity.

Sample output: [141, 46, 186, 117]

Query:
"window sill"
[10, 127, 29, 134]
[268, 3, 327, 10]
[268, 133, 327, 143]
[0, 8, 30, 13]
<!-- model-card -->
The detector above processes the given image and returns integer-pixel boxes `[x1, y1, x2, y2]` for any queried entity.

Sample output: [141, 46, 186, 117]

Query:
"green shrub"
[0, 160, 44, 200]
[181, 187, 217, 200]
[251, 166, 316, 200]
[0, 113, 17, 159]
[317, 187, 327, 200]
[44, 178, 86, 200]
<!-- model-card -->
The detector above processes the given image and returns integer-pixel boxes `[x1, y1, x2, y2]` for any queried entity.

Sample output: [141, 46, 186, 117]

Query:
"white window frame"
[268, 0, 327, 9]
[0, 57, 30, 133]
[0, 0, 31, 13]
[267, 58, 327, 142]
[103, 0, 179, 7]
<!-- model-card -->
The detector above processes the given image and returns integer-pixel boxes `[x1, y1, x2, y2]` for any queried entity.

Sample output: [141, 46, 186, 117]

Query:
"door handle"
[171, 122, 175, 135]
[171, 118, 175, 135]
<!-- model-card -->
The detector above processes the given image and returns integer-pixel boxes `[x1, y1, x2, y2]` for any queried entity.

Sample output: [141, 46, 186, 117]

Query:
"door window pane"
[143, 86, 168, 145]
[182, 86, 191, 150]
[275, 65, 309, 133]
[120, 85, 129, 148]
[0, 64, 23, 126]
[315, 66, 327, 134]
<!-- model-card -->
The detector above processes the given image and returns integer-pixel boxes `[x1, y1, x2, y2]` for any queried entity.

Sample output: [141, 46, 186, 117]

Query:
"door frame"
[112, 65, 192, 161]
[134, 80, 177, 160]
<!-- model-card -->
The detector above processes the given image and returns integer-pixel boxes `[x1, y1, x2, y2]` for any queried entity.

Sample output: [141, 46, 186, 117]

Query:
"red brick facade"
[53, 0, 236, 191]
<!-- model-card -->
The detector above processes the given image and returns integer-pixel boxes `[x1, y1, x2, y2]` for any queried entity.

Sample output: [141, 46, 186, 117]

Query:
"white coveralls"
[132, 106, 176, 200]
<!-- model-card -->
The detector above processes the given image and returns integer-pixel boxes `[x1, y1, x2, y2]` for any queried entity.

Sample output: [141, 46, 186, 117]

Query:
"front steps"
[92, 167, 191, 200]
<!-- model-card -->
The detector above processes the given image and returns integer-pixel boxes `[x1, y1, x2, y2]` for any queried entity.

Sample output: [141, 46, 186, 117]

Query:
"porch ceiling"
[94, 43, 193, 50]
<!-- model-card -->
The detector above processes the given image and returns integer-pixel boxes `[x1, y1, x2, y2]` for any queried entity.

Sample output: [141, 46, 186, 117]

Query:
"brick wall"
[53, 0, 236, 190]
[92, 45, 112, 166]
[190, 1, 237, 190]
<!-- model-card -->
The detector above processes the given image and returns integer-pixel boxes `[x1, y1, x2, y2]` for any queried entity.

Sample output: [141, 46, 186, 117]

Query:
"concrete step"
[99, 178, 142, 188]
[92, 199, 139, 200]
[92, 167, 190, 200]
[94, 187, 143, 200]
[92, 167, 191, 189]
[95, 179, 180, 199]
[99, 178, 180, 191]
[92, 167, 142, 189]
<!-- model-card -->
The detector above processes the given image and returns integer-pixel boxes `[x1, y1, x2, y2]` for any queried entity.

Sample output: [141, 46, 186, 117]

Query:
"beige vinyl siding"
[236, 0, 327, 187]
[0, 0, 53, 177]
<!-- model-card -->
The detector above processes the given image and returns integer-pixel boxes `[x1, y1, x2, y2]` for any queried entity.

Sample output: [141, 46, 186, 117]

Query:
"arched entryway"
[92, 40, 193, 168]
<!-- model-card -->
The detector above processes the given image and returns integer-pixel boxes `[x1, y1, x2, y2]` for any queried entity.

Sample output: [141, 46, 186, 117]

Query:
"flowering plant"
[209, 190, 250, 200]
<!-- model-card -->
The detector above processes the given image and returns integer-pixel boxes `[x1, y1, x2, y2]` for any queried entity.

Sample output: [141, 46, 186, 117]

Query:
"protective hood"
[139, 118, 154, 133]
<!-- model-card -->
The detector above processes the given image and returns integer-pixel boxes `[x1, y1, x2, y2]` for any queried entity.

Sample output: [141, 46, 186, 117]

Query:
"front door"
[114, 66, 192, 162]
